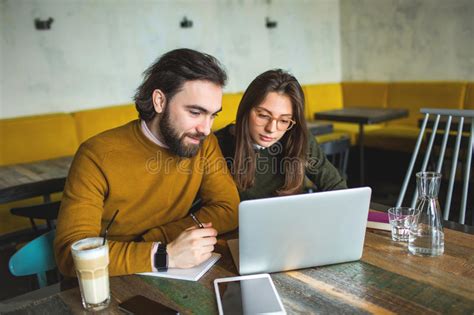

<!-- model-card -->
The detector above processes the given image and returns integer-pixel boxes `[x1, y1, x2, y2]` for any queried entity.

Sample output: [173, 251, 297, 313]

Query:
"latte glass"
[71, 237, 110, 311]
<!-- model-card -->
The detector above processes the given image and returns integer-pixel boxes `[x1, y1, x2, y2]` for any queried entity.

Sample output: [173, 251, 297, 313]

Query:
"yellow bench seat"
[364, 125, 420, 153]
[73, 104, 137, 143]
[357, 82, 467, 152]
[332, 122, 385, 145]
[0, 113, 79, 166]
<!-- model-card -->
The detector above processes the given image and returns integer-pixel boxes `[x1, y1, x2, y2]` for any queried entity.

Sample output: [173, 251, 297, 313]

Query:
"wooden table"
[18, 216, 474, 314]
[0, 156, 73, 204]
[315, 108, 409, 186]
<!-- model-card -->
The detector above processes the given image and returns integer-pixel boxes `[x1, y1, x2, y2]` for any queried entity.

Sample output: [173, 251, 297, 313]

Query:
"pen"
[189, 212, 204, 228]
[189, 198, 202, 212]
[189, 198, 204, 228]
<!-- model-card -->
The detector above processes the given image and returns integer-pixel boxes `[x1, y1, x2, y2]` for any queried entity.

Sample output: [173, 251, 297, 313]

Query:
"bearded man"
[54, 49, 239, 276]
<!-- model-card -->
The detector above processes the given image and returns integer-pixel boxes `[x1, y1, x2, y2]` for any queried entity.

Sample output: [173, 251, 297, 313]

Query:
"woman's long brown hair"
[233, 69, 308, 195]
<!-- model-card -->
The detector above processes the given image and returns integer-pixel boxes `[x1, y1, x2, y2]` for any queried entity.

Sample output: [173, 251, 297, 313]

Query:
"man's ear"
[152, 89, 166, 114]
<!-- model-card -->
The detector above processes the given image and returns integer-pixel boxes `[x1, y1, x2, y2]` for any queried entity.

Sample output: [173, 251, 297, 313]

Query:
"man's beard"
[159, 108, 206, 158]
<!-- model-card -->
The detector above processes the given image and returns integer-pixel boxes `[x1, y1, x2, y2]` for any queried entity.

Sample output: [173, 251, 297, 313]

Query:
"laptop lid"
[232, 187, 371, 275]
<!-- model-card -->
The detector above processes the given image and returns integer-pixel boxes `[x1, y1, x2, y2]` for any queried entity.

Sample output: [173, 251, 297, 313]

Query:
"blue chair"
[9, 230, 56, 288]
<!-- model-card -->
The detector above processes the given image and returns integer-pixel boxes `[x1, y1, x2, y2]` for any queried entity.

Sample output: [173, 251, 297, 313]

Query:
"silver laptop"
[228, 187, 371, 275]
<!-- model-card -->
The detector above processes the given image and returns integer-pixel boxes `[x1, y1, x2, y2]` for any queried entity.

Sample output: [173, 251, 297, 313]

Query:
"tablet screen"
[216, 277, 284, 314]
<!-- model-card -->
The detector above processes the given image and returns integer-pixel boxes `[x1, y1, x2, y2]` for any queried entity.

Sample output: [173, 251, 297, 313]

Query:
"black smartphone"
[118, 295, 180, 315]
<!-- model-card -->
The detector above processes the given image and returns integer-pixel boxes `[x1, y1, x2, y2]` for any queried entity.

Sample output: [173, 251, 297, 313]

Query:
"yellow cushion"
[315, 131, 352, 145]
[0, 114, 78, 166]
[73, 104, 137, 143]
[332, 122, 385, 145]
[303, 84, 343, 120]
[364, 125, 420, 152]
[341, 82, 388, 109]
[387, 82, 466, 127]
[464, 82, 474, 110]
[212, 92, 243, 131]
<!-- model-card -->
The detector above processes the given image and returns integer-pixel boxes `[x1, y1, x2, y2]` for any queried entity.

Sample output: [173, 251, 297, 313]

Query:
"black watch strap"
[154, 243, 168, 272]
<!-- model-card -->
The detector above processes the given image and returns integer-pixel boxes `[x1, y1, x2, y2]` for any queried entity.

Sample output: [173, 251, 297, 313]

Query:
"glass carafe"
[408, 172, 444, 256]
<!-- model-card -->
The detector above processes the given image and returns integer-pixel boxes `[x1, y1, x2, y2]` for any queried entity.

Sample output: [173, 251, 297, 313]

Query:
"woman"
[215, 69, 347, 201]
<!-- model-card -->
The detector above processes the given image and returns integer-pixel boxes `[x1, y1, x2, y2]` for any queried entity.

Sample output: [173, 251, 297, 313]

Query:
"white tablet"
[214, 274, 286, 315]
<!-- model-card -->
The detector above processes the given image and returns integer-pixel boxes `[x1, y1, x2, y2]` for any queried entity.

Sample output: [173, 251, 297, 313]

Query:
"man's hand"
[167, 222, 217, 269]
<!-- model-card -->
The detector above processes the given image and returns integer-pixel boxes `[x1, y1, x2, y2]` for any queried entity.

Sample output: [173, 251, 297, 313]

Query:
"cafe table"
[314, 107, 409, 186]
[0, 156, 73, 204]
[11, 207, 474, 314]
[306, 121, 333, 136]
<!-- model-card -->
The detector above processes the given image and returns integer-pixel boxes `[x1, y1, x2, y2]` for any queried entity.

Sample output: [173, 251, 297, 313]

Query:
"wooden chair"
[9, 176, 64, 233]
[319, 136, 351, 180]
[397, 108, 474, 225]
[10, 201, 61, 232]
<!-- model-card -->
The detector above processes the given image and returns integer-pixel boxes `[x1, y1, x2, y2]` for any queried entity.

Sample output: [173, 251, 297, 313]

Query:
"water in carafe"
[408, 172, 444, 256]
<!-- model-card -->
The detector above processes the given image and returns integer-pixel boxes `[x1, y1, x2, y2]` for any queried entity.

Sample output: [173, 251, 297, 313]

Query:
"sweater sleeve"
[305, 136, 348, 191]
[141, 135, 239, 243]
[54, 144, 154, 277]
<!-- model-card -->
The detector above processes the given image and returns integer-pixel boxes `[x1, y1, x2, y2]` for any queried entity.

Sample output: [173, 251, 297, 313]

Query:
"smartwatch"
[154, 243, 168, 272]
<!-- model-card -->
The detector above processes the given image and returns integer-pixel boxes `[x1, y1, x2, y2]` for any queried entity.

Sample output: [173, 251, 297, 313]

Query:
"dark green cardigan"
[214, 124, 347, 201]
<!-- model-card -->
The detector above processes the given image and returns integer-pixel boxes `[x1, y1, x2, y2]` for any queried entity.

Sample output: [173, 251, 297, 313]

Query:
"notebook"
[367, 211, 391, 231]
[139, 253, 220, 281]
[229, 187, 372, 275]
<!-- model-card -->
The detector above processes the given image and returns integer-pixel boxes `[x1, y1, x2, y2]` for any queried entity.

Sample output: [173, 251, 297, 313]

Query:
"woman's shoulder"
[306, 133, 321, 151]
[214, 124, 234, 139]
[213, 124, 236, 159]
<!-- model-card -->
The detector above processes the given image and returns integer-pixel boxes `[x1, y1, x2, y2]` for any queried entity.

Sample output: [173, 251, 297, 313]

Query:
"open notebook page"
[138, 253, 221, 281]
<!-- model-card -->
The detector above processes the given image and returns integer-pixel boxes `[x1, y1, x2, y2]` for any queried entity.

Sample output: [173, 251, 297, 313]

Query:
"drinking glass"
[388, 207, 419, 241]
[71, 237, 110, 311]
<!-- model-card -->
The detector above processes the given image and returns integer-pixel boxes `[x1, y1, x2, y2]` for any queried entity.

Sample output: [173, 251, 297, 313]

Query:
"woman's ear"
[152, 89, 166, 114]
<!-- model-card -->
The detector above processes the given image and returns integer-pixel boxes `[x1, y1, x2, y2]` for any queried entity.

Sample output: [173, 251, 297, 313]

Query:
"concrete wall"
[0, 0, 341, 118]
[340, 0, 474, 81]
[2, 0, 473, 119]
[0, 0, 4, 117]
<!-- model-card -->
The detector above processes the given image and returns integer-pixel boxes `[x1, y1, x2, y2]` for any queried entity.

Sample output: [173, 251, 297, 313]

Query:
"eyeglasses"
[252, 108, 296, 131]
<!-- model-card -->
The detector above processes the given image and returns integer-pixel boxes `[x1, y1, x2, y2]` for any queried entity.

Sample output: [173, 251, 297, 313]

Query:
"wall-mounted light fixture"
[265, 17, 277, 29]
[180, 16, 193, 28]
[34, 17, 54, 30]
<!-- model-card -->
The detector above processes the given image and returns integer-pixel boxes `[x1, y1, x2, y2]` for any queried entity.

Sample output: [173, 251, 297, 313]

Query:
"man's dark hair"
[134, 48, 227, 121]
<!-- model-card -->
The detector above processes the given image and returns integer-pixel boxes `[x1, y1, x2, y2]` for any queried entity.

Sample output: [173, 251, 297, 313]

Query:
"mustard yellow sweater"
[54, 120, 239, 276]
